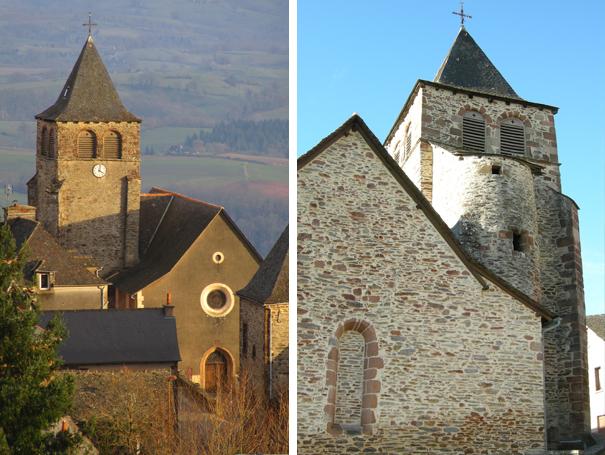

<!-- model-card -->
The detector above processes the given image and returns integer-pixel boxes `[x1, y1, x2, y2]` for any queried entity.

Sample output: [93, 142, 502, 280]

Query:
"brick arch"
[496, 110, 532, 129]
[457, 106, 494, 124]
[325, 318, 383, 435]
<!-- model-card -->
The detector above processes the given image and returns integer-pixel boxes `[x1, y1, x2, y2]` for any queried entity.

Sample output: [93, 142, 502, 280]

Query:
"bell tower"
[28, 30, 141, 276]
[385, 26, 589, 447]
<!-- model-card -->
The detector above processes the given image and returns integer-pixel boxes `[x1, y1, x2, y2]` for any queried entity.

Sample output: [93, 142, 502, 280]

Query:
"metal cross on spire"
[452, 1, 472, 27]
[83, 12, 97, 37]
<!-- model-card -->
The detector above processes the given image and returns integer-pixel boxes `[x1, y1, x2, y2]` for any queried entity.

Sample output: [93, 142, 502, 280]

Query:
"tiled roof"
[112, 188, 261, 293]
[40, 309, 180, 366]
[36, 36, 139, 122]
[587, 314, 605, 340]
[238, 225, 288, 305]
[434, 27, 520, 99]
[8, 218, 106, 286]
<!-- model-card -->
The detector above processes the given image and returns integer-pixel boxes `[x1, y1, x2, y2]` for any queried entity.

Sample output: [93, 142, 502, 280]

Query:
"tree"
[0, 224, 77, 453]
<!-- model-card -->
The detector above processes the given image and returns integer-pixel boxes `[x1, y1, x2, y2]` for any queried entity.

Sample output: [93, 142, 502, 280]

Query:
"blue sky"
[298, 0, 605, 315]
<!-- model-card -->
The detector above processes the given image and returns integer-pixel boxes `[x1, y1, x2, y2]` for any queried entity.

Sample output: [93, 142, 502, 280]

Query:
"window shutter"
[48, 130, 55, 158]
[500, 120, 525, 154]
[463, 112, 485, 152]
[78, 131, 96, 158]
[103, 131, 122, 159]
[41, 128, 48, 157]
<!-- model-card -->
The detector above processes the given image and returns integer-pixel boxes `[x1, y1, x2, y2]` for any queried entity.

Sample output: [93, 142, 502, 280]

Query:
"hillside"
[0, 0, 288, 255]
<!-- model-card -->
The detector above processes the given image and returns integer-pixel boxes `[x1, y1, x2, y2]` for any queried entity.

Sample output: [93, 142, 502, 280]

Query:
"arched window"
[78, 130, 97, 158]
[326, 318, 383, 435]
[48, 129, 56, 158]
[205, 350, 228, 393]
[500, 118, 525, 155]
[103, 131, 122, 159]
[40, 127, 48, 157]
[334, 330, 365, 428]
[462, 111, 485, 152]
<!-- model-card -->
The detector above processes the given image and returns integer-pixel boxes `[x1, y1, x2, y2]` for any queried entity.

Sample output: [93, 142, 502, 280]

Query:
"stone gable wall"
[268, 303, 289, 398]
[298, 131, 546, 454]
[240, 298, 265, 394]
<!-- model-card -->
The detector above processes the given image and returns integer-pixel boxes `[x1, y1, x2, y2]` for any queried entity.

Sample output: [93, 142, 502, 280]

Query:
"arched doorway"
[200, 347, 234, 393]
[205, 350, 228, 393]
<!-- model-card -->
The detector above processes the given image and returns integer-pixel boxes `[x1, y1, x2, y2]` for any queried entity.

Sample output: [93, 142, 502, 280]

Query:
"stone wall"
[32, 120, 141, 274]
[268, 303, 289, 398]
[298, 130, 546, 454]
[240, 297, 265, 394]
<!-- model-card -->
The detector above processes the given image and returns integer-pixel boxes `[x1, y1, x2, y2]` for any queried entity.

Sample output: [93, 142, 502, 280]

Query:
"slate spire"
[36, 35, 139, 122]
[434, 27, 520, 99]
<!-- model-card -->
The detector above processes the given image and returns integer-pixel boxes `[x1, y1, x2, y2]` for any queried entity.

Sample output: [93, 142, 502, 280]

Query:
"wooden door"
[205, 350, 228, 393]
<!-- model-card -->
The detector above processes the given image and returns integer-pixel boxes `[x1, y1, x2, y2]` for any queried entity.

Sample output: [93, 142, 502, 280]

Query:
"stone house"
[587, 315, 605, 432]
[4, 204, 108, 309]
[298, 114, 555, 454]
[239, 225, 289, 399]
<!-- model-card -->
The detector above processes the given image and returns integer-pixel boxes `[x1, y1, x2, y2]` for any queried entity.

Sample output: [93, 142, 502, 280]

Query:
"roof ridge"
[148, 186, 224, 210]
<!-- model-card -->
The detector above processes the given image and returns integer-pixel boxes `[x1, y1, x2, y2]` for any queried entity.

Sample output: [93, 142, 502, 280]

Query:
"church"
[297, 25, 589, 453]
[3, 29, 284, 394]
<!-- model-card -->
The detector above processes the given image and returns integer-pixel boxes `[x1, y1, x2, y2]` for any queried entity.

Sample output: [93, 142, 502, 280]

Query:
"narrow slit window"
[463, 112, 485, 152]
[596, 367, 602, 391]
[242, 323, 248, 356]
[41, 127, 48, 157]
[48, 130, 56, 158]
[513, 231, 523, 252]
[500, 119, 525, 155]
[404, 126, 412, 158]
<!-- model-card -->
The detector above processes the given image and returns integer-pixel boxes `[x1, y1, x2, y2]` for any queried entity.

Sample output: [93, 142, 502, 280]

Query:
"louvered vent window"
[78, 131, 97, 158]
[500, 119, 525, 155]
[404, 129, 412, 157]
[48, 130, 56, 158]
[103, 131, 122, 159]
[41, 128, 48, 157]
[462, 112, 485, 152]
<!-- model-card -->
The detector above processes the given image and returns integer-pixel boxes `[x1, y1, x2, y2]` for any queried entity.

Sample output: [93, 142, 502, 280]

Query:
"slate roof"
[298, 114, 554, 321]
[39, 309, 180, 366]
[8, 218, 106, 286]
[112, 188, 261, 293]
[434, 27, 520, 99]
[238, 225, 288, 305]
[36, 36, 140, 122]
[587, 314, 605, 340]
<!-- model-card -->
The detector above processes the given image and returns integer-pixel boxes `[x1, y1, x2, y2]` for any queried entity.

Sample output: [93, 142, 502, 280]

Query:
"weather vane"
[452, 1, 472, 27]
[83, 12, 97, 37]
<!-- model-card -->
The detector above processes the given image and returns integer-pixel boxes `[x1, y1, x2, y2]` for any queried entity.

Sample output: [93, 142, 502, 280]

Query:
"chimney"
[3, 203, 37, 222]
[163, 291, 174, 317]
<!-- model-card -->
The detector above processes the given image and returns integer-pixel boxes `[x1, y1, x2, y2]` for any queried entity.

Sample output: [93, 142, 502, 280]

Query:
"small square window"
[492, 165, 502, 175]
[38, 273, 50, 290]
[596, 367, 602, 391]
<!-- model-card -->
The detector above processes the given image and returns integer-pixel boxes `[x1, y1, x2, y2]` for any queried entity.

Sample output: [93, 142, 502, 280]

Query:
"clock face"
[92, 164, 107, 178]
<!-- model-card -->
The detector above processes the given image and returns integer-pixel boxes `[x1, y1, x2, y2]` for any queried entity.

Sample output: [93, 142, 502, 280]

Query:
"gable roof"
[7, 218, 106, 286]
[587, 314, 605, 340]
[238, 225, 288, 305]
[36, 36, 139, 123]
[298, 114, 554, 321]
[112, 188, 261, 293]
[434, 27, 520, 99]
[39, 309, 180, 366]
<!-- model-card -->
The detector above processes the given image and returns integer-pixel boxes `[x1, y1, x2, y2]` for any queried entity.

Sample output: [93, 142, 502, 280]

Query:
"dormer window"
[38, 272, 51, 290]
[500, 118, 525, 155]
[462, 112, 485, 152]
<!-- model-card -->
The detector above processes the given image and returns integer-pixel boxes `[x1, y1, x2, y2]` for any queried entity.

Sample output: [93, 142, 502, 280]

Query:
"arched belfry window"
[48, 129, 56, 158]
[462, 111, 485, 152]
[78, 130, 97, 158]
[40, 127, 48, 157]
[500, 118, 525, 155]
[326, 318, 383, 435]
[103, 131, 122, 159]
